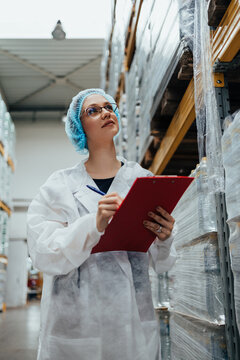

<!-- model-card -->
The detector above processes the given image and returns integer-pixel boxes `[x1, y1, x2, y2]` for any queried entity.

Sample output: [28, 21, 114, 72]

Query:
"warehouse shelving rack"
[104, 0, 240, 357]
[0, 142, 14, 216]
[146, 1, 240, 358]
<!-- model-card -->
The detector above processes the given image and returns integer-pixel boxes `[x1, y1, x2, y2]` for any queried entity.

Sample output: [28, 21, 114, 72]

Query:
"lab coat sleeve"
[27, 172, 104, 276]
[148, 224, 177, 274]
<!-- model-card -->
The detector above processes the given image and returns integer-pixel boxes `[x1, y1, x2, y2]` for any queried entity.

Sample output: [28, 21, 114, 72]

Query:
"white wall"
[12, 119, 86, 200]
[10, 118, 86, 239]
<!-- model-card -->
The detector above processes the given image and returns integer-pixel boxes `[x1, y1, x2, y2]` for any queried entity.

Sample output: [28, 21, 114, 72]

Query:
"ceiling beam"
[0, 48, 101, 107]
[0, 48, 56, 80]
[12, 81, 56, 106]
[64, 54, 102, 78]
[9, 106, 66, 112]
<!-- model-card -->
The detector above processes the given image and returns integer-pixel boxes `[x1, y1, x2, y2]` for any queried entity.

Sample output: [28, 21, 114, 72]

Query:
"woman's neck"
[85, 143, 121, 179]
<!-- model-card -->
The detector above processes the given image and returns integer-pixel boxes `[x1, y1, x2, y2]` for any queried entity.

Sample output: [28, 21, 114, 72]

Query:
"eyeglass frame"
[80, 103, 118, 119]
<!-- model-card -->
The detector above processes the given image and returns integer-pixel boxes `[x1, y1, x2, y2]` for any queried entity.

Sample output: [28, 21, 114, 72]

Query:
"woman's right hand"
[96, 192, 123, 232]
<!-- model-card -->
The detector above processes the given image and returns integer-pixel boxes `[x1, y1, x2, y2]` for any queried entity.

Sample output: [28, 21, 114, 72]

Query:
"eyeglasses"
[81, 103, 117, 119]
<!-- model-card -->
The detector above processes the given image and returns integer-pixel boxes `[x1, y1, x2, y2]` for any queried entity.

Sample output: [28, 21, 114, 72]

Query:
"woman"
[27, 88, 177, 360]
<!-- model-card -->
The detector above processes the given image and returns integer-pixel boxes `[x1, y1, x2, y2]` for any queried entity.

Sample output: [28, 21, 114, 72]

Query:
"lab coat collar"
[67, 156, 129, 214]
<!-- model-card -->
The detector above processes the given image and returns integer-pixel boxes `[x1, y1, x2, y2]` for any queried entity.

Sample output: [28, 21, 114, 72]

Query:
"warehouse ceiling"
[0, 39, 104, 121]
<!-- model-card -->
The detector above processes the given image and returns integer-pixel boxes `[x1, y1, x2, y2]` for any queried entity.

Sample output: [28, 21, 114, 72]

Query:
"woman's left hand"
[143, 206, 175, 241]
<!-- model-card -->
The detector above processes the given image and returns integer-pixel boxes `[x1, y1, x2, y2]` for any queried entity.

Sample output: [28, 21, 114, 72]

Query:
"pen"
[86, 185, 106, 196]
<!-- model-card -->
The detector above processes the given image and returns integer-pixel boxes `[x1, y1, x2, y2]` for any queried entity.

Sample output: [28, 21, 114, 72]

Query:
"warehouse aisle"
[0, 301, 40, 360]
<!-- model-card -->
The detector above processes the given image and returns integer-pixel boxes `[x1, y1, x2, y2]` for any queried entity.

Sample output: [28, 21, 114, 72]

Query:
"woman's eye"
[105, 104, 113, 111]
[87, 107, 98, 115]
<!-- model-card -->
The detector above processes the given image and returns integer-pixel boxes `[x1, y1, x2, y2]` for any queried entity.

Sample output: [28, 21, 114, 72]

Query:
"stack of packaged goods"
[100, 40, 110, 92]
[170, 313, 228, 360]
[0, 256, 7, 312]
[164, 157, 226, 358]
[0, 93, 15, 311]
[115, 93, 128, 159]
[107, 0, 133, 97]
[149, 266, 171, 359]
[100, 3, 115, 91]
[222, 110, 240, 333]
[150, 0, 181, 108]
[135, 0, 153, 160]
[158, 309, 171, 360]
[101, 0, 195, 162]
[125, 55, 139, 161]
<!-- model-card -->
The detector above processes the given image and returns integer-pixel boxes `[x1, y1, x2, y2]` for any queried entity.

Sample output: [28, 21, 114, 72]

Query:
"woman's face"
[80, 94, 119, 147]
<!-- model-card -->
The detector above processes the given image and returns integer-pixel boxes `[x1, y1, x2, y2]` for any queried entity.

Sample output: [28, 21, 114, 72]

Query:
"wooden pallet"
[208, 0, 231, 27]
[0, 141, 15, 172]
[0, 201, 11, 216]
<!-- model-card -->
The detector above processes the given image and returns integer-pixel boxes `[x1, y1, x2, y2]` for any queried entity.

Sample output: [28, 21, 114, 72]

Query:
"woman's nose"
[101, 108, 111, 118]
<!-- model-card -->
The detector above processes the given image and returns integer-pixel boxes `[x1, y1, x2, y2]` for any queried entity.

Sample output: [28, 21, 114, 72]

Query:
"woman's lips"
[102, 120, 114, 128]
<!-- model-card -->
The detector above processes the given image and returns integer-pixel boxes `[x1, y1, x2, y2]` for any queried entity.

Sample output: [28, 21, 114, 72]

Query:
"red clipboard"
[91, 176, 194, 254]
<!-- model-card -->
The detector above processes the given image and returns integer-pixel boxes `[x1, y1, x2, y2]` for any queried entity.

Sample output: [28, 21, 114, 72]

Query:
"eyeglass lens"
[86, 104, 116, 117]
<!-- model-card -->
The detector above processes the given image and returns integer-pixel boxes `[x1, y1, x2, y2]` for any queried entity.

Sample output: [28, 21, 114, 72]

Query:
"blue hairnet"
[65, 88, 121, 153]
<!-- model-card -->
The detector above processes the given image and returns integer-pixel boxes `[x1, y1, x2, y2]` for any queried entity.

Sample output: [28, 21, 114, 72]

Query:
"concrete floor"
[0, 300, 40, 360]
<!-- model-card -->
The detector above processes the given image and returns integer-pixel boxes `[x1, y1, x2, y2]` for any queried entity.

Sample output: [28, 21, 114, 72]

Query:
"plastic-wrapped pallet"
[228, 222, 240, 332]
[135, 0, 153, 160]
[150, 0, 181, 103]
[158, 309, 171, 360]
[169, 233, 224, 324]
[0, 96, 7, 144]
[125, 54, 139, 161]
[0, 257, 7, 312]
[115, 93, 127, 159]
[222, 110, 240, 333]
[222, 110, 240, 222]
[100, 2, 115, 90]
[177, 0, 195, 51]
[172, 158, 217, 248]
[107, 0, 134, 97]
[0, 111, 15, 208]
[101, 40, 110, 91]
[170, 312, 227, 360]
[0, 211, 9, 256]
[150, 266, 170, 309]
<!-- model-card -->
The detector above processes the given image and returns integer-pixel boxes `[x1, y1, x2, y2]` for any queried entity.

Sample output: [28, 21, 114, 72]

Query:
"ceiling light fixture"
[52, 20, 66, 40]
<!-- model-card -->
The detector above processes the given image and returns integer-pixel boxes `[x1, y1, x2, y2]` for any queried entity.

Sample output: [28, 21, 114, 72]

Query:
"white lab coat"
[27, 156, 177, 360]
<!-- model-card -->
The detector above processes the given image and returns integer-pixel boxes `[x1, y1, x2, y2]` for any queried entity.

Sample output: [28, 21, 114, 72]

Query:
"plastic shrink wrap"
[125, 55, 139, 161]
[170, 313, 227, 360]
[157, 309, 171, 360]
[149, 266, 170, 309]
[0, 211, 8, 311]
[107, 0, 133, 97]
[228, 222, 240, 333]
[0, 98, 15, 208]
[172, 158, 217, 248]
[169, 233, 224, 324]
[102, 0, 195, 161]
[135, 0, 183, 160]
[0, 257, 7, 312]
[222, 110, 240, 222]
[222, 110, 240, 333]
[115, 93, 127, 159]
